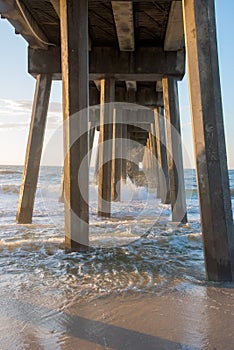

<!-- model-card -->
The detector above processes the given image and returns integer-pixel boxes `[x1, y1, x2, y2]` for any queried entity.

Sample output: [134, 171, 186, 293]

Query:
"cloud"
[0, 99, 62, 130]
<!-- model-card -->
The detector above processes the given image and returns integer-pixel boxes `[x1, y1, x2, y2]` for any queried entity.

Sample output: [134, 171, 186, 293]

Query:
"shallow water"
[0, 165, 234, 349]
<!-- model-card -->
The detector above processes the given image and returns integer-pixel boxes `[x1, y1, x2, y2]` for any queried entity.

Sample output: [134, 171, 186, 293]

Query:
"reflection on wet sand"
[1, 284, 234, 350]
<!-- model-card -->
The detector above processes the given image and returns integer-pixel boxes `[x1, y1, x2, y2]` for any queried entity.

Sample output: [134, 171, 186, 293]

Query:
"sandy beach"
[1, 283, 234, 349]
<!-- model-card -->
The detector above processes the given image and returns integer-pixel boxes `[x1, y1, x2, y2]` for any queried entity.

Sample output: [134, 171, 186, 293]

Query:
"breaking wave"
[0, 184, 20, 194]
[0, 169, 22, 175]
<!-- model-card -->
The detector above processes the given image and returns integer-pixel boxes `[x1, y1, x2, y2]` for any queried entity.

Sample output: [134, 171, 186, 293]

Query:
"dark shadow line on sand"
[0, 296, 200, 350]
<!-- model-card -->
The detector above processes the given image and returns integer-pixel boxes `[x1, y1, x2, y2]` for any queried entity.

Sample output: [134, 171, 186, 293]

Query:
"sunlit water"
[1, 165, 234, 349]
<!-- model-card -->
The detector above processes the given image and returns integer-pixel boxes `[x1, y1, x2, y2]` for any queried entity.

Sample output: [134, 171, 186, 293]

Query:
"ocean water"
[0, 165, 204, 295]
[1, 165, 234, 349]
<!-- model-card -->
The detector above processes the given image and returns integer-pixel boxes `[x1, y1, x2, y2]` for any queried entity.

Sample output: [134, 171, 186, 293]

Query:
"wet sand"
[1, 283, 234, 350]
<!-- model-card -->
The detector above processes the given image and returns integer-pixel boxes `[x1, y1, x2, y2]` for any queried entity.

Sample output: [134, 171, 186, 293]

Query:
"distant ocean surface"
[1, 165, 234, 349]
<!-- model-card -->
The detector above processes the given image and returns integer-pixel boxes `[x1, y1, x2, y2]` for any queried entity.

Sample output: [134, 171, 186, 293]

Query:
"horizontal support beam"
[28, 46, 185, 80]
[164, 1, 184, 51]
[50, 0, 60, 16]
[115, 86, 163, 106]
[111, 1, 135, 51]
[89, 108, 154, 125]
[100, 0, 181, 2]
[128, 125, 151, 132]
[89, 84, 163, 108]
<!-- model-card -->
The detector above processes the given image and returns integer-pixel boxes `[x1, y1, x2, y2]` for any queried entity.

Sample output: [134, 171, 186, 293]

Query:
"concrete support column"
[163, 77, 187, 223]
[182, 0, 234, 280]
[98, 78, 115, 217]
[154, 107, 170, 204]
[89, 121, 95, 165]
[150, 122, 160, 192]
[121, 122, 128, 183]
[59, 169, 64, 203]
[60, 0, 89, 250]
[142, 138, 149, 171]
[93, 137, 100, 185]
[112, 108, 122, 201]
[16, 74, 52, 224]
[148, 135, 154, 171]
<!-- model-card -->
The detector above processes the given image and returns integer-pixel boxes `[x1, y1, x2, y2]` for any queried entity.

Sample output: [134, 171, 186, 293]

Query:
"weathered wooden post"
[16, 74, 52, 224]
[163, 77, 187, 223]
[154, 107, 170, 204]
[182, 0, 234, 280]
[60, 0, 89, 250]
[98, 78, 115, 217]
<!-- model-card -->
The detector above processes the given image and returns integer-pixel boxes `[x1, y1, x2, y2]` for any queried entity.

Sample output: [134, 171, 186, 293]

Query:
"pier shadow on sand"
[0, 296, 199, 350]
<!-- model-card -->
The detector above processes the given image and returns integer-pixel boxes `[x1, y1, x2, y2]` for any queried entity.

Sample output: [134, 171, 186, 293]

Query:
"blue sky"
[0, 0, 233, 167]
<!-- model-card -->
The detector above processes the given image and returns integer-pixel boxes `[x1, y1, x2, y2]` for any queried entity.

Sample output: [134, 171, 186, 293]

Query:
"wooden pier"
[1, 0, 233, 281]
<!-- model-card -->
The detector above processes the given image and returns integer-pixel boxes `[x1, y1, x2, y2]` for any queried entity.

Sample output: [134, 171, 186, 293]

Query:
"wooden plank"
[60, 0, 89, 250]
[111, 1, 135, 51]
[16, 74, 52, 223]
[164, 1, 184, 51]
[183, 0, 234, 281]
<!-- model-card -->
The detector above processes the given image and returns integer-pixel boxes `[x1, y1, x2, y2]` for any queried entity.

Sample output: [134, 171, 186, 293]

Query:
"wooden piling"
[16, 74, 52, 224]
[60, 0, 89, 250]
[163, 77, 187, 223]
[98, 78, 115, 217]
[182, 0, 234, 280]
